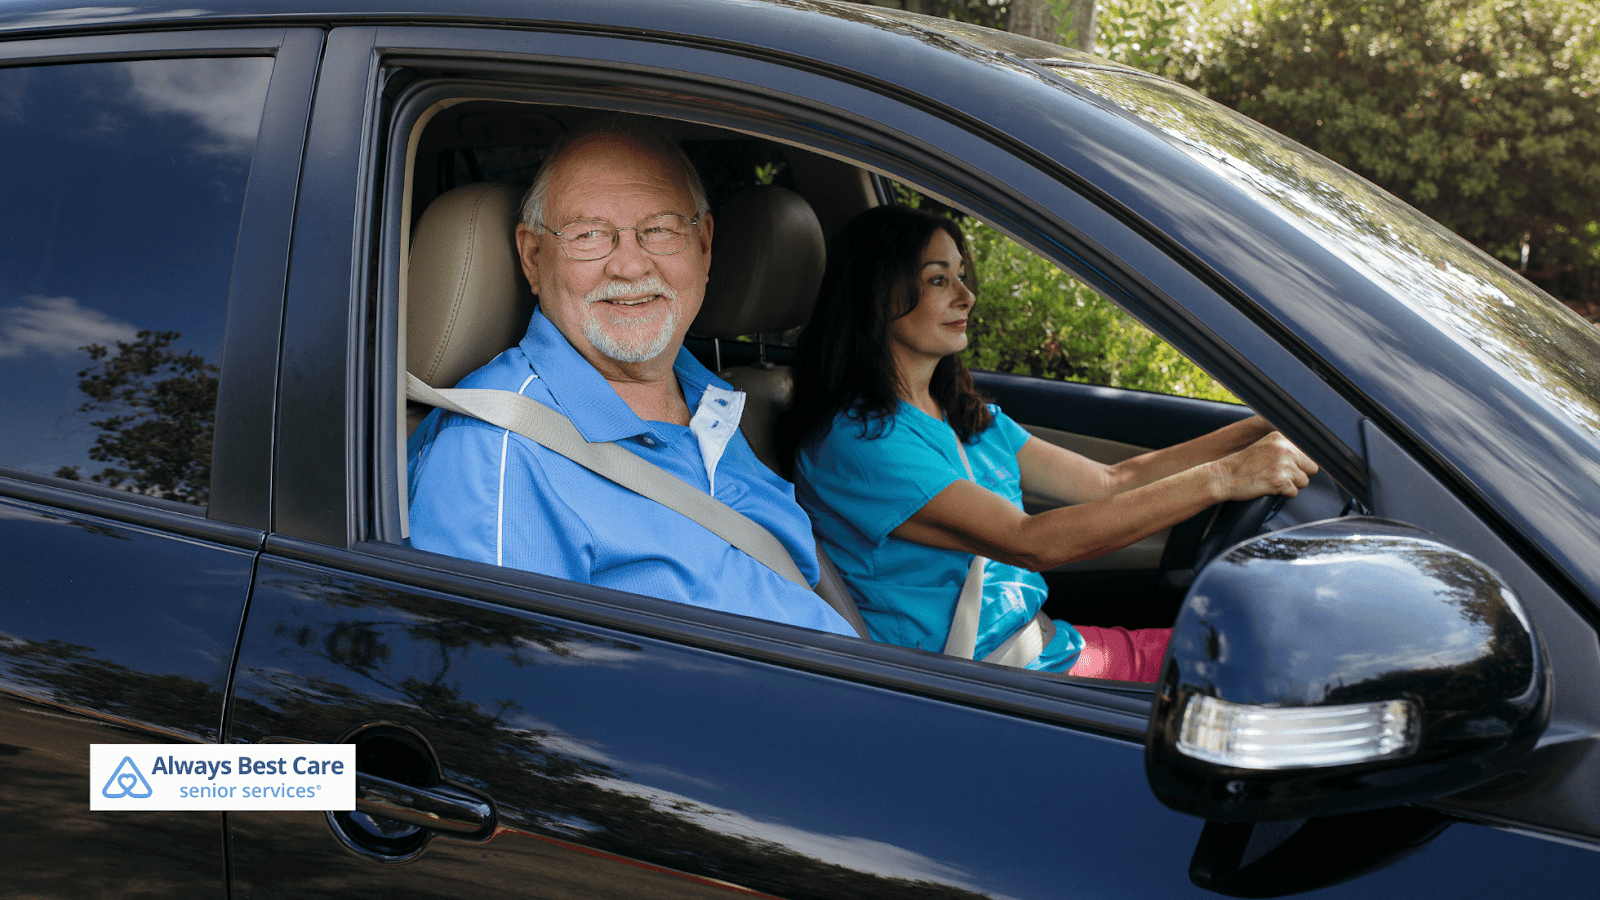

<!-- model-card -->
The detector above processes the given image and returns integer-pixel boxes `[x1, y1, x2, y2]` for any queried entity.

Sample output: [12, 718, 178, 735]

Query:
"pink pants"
[1066, 625, 1171, 683]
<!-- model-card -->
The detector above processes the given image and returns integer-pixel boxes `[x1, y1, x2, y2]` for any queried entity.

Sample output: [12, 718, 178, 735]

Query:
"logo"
[90, 744, 354, 811]
[101, 755, 153, 799]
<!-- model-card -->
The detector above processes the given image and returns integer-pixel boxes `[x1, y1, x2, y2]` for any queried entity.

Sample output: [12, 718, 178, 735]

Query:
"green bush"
[960, 218, 1238, 401]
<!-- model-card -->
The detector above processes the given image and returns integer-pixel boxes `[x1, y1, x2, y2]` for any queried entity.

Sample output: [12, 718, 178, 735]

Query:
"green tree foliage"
[961, 218, 1237, 400]
[1168, 0, 1600, 308]
[1096, 0, 1187, 72]
[54, 330, 218, 504]
[1007, 0, 1098, 51]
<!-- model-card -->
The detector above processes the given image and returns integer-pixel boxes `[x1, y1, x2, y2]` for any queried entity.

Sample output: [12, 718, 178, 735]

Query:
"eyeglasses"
[540, 214, 701, 261]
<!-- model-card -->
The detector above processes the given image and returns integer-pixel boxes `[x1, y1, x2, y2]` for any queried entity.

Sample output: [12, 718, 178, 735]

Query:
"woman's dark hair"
[778, 204, 992, 471]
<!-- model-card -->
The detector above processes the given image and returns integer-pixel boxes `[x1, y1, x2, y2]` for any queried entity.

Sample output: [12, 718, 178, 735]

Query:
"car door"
[225, 14, 1600, 900]
[0, 25, 319, 897]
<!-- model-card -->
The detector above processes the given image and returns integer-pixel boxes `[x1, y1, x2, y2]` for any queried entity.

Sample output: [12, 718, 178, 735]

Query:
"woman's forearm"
[898, 425, 1315, 571]
[1104, 414, 1274, 495]
[895, 465, 1225, 571]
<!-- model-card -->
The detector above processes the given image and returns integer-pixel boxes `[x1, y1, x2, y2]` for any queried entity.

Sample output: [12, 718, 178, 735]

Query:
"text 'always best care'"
[150, 754, 347, 779]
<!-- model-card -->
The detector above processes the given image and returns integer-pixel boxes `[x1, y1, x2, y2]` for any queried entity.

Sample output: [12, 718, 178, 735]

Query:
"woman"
[781, 205, 1317, 681]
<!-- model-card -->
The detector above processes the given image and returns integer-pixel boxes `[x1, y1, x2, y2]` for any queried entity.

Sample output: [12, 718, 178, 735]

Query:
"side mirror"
[1147, 517, 1548, 823]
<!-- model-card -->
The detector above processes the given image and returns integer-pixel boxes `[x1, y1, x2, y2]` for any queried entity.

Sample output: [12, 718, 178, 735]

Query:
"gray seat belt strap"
[942, 560, 986, 658]
[941, 435, 988, 659]
[987, 611, 1053, 668]
[407, 373, 810, 589]
[942, 431, 1051, 668]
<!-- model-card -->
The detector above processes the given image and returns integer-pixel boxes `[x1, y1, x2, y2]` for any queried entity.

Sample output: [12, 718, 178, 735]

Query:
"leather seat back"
[691, 185, 826, 473]
[406, 181, 533, 433]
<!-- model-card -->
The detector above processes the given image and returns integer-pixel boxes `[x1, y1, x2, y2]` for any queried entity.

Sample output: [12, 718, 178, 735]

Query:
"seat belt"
[943, 431, 1053, 668]
[407, 373, 809, 589]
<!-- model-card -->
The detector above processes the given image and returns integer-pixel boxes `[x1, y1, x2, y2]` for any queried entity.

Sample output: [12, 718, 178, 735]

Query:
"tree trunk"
[1007, 0, 1097, 53]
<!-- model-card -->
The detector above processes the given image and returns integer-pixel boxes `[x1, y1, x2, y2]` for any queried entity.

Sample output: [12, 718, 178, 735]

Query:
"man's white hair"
[519, 115, 711, 229]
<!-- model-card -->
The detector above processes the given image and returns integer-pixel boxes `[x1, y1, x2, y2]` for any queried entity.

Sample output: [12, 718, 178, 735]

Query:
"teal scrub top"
[794, 402, 1084, 670]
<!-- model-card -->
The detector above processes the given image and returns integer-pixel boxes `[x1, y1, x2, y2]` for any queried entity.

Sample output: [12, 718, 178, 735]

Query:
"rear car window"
[0, 56, 271, 506]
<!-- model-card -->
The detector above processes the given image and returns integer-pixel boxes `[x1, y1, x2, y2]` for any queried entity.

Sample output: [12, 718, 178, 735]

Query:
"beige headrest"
[407, 182, 534, 388]
[693, 185, 825, 340]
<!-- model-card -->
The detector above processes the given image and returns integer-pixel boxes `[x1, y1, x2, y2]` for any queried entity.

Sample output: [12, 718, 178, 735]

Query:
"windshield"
[1043, 66, 1600, 437]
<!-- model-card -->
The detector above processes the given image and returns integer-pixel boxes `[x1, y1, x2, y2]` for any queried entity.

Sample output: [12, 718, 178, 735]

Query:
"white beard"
[580, 275, 682, 364]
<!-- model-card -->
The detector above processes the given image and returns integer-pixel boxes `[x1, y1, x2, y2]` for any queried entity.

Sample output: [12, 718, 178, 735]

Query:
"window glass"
[0, 56, 272, 505]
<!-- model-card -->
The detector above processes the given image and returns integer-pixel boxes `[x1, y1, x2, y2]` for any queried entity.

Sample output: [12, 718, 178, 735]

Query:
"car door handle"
[355, 772, 493, 835]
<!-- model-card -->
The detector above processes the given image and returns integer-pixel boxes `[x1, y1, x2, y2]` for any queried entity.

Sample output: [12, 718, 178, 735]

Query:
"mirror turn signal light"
[1176, 694, 1419, 770]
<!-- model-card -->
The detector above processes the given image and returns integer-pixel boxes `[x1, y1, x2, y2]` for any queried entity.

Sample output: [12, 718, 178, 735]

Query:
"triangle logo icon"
[101, 755, 154, 799]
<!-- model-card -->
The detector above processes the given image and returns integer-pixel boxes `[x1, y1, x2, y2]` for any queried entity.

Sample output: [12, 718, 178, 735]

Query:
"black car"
[4, 1, 1600, 897]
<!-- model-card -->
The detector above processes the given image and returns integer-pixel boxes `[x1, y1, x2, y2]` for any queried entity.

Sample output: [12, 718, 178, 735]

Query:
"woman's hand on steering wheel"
[1188, 433, 1319, 572]
[1212, 432, 1318, 504]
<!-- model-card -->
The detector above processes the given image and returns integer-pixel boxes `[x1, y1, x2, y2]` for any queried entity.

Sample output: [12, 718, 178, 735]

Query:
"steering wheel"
[1189, 493, 1289, 573]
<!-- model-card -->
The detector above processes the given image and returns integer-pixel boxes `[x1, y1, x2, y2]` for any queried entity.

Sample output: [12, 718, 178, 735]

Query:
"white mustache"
[585, 276, 677, 305]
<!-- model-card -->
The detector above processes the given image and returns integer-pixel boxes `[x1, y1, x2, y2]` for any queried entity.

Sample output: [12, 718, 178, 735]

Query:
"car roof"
[0, 0, 995, 45]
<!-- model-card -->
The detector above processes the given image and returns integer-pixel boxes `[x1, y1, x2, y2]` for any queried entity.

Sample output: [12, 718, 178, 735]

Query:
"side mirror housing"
[1147, 518, 1548, 822]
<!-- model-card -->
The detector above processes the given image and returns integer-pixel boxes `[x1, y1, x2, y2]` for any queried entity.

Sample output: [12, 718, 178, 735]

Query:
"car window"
[0, 56, 272, 506]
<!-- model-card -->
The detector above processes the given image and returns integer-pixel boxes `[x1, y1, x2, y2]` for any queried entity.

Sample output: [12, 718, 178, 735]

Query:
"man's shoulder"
[411, 348, 559, 452]
[447, 348, 565, 418]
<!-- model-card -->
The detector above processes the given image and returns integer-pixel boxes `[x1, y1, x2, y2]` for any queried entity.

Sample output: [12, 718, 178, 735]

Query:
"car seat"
[687, 185, 868, 635]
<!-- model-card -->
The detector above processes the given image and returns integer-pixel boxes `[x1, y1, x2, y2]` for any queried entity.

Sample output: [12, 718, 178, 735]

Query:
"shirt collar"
[519, 306, 734, 445]
[690, 381, 745, 493]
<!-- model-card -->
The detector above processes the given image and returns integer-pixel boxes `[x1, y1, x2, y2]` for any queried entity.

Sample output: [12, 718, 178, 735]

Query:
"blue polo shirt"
[407, 308, 853, 637]
[793, 403, 1084, 669]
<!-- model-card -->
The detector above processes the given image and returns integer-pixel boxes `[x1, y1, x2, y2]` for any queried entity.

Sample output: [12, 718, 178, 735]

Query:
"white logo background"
[90, 744, 355, 811]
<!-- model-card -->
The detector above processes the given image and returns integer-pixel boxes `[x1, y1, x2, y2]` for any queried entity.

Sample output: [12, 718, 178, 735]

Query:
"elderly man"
[407, 119, 853, 637]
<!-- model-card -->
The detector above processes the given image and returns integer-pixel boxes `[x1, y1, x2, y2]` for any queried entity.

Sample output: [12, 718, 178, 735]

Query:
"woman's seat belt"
[943, 430, 1053, 668]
